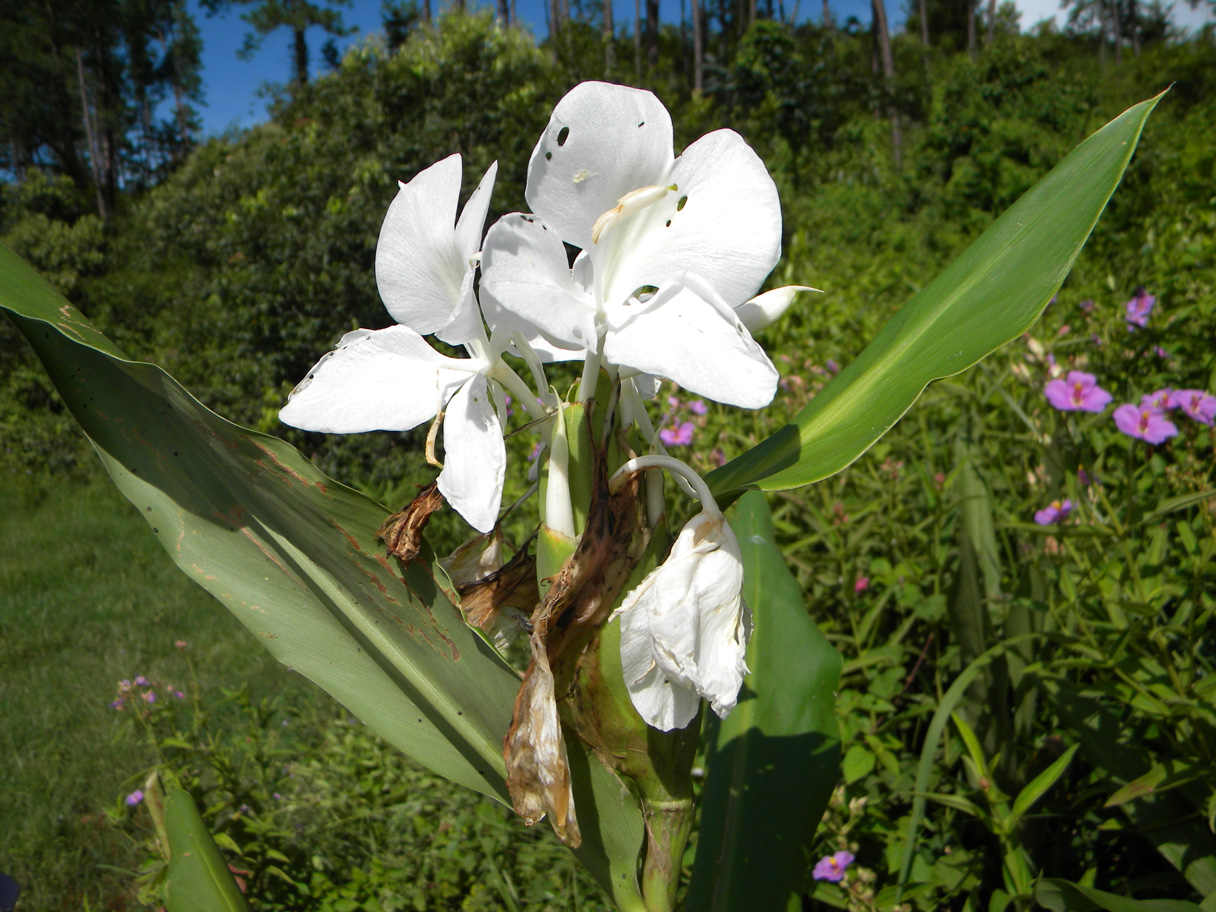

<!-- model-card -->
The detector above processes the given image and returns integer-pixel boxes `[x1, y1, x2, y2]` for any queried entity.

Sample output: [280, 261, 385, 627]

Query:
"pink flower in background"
[1079, 299, 1095, 313]
[1141, 389, 1175, 411]
[1175, 390, 1216, 426]
[173, 690, 185, 699]
[1034, 499, 1073, 525]
[174, 640, 188, 649]
[1043, 372, 1112, 413]
[125, 790, 144, 807]
[143, 691, 157, 704]
[1125, 288, 1155, 328]
[688, 399, 708, 416]
[1114, 404, 1177, 444]
[528, 441, 543, 462]
[813, 851, 855, 883]
[825, 359, 840, 374]
[711, 447, 727, 466]
[1155, 346, 1169, 359]
[659, 421, 695, 447]
[134, 676, 149, 686]
[854, 577, 869, 593]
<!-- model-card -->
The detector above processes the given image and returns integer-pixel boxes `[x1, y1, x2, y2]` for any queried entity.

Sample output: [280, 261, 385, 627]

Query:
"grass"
[0, 473, 314, 910]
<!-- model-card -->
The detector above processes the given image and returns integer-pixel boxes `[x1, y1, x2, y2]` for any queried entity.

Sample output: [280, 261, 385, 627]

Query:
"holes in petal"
[557, 126, 570, 146]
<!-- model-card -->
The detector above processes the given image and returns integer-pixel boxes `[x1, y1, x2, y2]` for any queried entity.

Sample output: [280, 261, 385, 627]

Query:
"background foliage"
[2, 3, 1215, 910]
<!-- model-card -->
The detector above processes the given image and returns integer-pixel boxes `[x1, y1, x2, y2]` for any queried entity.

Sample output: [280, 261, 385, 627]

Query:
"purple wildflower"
[125, 790, 144, 807]
[1034, 499, 1074, 526]
[109, 699, 124, 710]
[825, 359, 840, 374]
[1155, 346, 1169, 359]
[1141, 389, 1175, 411]
[1174, 390, 1216, 426]
[134, 675, 149, 686]
[1043, 371, 1112, 413]
[173, 690, 185, 699]
[119, 679, 132, 692]
[1125, 288, 1155, 328]
[1114, 404, 1178, 444]
[527, 441, 543, 462]
[1079, 299, 1095, 313]
[688, 399, 708, 416]
[813, 851, 855, 883]
[659, 421, 695, 447]
[143, 691, 157, 704]
[711, 447, 727, 466]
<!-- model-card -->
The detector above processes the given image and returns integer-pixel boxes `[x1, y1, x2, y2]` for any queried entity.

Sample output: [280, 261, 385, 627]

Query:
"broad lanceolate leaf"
[707, 92, 1164, 498]
[687, 491, 842, 912]
[161, 787, 252, 912]
[0, 245, 645, 908]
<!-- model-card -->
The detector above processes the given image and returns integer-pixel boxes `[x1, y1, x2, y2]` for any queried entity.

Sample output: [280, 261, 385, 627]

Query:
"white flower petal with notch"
[604, 276, 778, 409]
[278, 325, 479, 434]
[526, 82, 674, 252]
[375, 154, 498, 344]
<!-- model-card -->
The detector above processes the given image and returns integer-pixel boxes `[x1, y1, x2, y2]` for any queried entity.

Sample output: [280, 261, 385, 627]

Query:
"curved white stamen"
[610, 454, 718, 514]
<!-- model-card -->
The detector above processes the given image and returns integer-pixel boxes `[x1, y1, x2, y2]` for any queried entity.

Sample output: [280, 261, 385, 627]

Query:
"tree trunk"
[692, 0, 703, 92]
[499, 0, 511, 26]
[1098, 0, 1107, 73]
[646, 0, 659, 69]
[292, 26, 308, 85]
[424, 0, 432, 22]
[967, 0, 976, 59]
[75, 47, 108, 222]
[604, 0, 615, 71]
[634, 0, 642, 77]
[986, 0, 996, 44]
[821, 0, 831, 30]
[1111, 0, 1122, 66]
[918, 0, 930, 77]
[1130, 0, 1141, 56]
[872, 0, 902, 169]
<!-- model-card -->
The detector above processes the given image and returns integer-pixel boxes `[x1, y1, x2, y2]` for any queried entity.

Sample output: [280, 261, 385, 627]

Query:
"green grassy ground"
[0, 474, 312, 910]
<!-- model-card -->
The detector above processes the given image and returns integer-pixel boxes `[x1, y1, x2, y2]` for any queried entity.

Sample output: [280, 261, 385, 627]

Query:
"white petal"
[279, 326, 476, 433]
[604, 279, 778, 408]
[617, 587, 701, 732]
[736, 285, 818, 334]
[526, 82, 674, 251]
[438, 374, 506, 533]
[601, 130, 781, 309]
[454, 160, 498, 261]
[480, 213, 598, 351]
[376, 154, 474, 335]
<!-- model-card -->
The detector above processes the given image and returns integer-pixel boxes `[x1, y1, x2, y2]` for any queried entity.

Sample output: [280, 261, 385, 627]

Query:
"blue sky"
[190, 0, 1213, 136]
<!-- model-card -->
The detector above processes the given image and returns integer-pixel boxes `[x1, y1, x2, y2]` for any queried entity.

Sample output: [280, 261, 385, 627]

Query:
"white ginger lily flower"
[376, 153, 497, 346]
[609, 456, 752, 731]
[480, 81, 803, 409]
[280, 155, 538, 534]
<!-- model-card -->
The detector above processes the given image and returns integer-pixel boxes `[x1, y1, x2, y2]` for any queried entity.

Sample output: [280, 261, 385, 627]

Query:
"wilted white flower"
[613, 507, 751, 731]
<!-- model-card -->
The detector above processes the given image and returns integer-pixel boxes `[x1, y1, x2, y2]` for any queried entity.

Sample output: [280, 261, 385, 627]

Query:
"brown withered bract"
[457, 534, 540, 635]
[502, 418, 650, 847]
[376, 481, 444, 564]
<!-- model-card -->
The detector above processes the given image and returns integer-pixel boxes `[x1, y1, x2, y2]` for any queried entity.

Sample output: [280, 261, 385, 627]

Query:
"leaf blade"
[708, 92, 1164, 497]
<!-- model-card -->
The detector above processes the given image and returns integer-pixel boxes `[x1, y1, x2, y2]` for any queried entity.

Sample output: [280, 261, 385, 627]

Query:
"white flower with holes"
[480, 81, 808, 409]
[280, 154, 527, 534]
[613, 508, 752, 731]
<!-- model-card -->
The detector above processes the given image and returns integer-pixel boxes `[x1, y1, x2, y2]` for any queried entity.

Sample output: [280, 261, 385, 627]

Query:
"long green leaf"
[707, 92, 1163, 497]
[1035, 878, 1204, 912]
[161, 787, 252, 912]
[0, 245, 645, 908]
[687, 491, 843, 912]
[1004, 743, 1078, 831]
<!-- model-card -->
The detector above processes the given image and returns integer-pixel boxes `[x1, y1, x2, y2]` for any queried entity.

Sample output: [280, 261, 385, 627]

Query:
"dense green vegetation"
[2, 5, 1215, 911]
